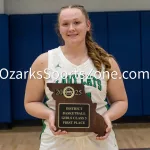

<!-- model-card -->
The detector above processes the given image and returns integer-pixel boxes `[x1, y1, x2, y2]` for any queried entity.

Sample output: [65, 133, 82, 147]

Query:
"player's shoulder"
[47, 46, 61, 56]
[35, 46, 60, 64]
[29, 52, 48, 73]
[32, 46, 59, 66]
[108, 56, 120, 71]
[35, 52, 48, 64]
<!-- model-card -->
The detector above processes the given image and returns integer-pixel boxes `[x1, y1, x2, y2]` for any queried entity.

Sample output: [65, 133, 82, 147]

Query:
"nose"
[68, 23, 75, 32]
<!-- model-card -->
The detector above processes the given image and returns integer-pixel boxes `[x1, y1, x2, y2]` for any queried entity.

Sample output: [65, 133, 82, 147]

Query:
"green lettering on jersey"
[55, 74, 102, 91]
[97, 79, 102, 91]
[67, 75, 72, 83]
[62, 78, 66, 84]
[80, 75, 87, 85]
[87, 78, 92, 86]
[91, 76, 97, 88]
[67, 74, 77, 84]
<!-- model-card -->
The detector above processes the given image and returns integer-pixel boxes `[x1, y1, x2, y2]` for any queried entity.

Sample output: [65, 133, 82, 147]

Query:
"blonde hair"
[56, 4, 113, 73]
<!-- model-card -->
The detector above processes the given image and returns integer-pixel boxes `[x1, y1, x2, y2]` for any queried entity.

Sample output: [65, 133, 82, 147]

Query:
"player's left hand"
[96, 114, 112, 140]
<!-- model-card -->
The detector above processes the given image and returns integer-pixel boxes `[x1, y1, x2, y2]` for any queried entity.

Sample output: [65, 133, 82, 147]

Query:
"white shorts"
[39, 127, 118, 150]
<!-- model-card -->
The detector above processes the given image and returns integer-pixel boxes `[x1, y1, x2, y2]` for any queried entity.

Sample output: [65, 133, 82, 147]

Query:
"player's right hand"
[48, 111, 67, 135]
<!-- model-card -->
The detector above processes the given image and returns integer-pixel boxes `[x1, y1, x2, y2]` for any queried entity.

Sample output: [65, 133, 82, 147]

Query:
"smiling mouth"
[68, 34, 78, 37]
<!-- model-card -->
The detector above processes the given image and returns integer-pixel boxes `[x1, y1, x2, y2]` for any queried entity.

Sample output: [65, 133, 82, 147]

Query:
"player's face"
[58, 8, 90, 45]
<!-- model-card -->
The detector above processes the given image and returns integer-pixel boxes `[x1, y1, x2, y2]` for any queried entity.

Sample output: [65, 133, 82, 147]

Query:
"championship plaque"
[47, 83, 107, 136]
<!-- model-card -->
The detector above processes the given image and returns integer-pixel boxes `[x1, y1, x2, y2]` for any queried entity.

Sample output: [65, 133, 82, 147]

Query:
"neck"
[62, 42, 88, 57]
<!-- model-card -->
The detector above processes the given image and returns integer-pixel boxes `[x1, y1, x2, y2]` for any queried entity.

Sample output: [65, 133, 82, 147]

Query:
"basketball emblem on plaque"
[47, 83, 107, 136]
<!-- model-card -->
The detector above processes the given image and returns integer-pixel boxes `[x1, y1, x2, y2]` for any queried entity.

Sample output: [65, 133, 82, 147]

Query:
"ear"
[86, 20, 91, 31]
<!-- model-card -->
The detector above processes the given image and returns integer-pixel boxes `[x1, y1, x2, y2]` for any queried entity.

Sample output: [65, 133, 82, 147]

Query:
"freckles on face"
[58, 8, 89, 41]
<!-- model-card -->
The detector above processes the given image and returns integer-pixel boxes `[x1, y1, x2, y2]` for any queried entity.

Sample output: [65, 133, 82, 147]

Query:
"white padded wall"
[4, 0, 150, 14]
[0, 0, 4, 14]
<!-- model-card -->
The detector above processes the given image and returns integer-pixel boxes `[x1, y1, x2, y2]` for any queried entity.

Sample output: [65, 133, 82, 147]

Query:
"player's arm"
[24, 52, 53, 120]
[104, 57, 128, 121]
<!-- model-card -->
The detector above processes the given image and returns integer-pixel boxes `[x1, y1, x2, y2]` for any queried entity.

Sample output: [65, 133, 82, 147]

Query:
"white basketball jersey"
[43, 46, 109, 137]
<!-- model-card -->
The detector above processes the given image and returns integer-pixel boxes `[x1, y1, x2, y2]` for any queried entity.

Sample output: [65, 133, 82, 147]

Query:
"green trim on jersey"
[56, 74, 102, 91]
[40, 97, 49, 139]
[104, 98, 110, 110]
[86, 92, 109, 110]
[40, 119, 46, 139]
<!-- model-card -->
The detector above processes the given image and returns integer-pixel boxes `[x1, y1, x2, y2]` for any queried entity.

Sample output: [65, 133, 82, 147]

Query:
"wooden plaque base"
[47, 83, 107, 137]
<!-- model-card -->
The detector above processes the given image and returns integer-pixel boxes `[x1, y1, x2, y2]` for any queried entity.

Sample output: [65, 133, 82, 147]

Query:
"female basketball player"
[24, 4, 128, 150]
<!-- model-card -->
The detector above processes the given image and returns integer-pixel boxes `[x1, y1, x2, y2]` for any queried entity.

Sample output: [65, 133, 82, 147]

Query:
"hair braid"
[86, 31, 113, 72]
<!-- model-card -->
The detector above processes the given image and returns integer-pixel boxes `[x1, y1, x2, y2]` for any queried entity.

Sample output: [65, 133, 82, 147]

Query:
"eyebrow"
[61, 18, 81, 22]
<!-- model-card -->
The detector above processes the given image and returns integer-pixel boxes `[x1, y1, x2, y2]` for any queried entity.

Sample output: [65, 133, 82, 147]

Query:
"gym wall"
[0, 0, 150, 124]
[0, 0, 4, 14]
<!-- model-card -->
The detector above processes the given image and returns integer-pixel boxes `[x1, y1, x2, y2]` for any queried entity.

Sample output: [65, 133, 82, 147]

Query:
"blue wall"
[0, 15, 11, 123]
[141, 12, 150, 115]
[9, 15, 43, 120]
[107, 12, 142, 116]
[0, 11, 150, 123]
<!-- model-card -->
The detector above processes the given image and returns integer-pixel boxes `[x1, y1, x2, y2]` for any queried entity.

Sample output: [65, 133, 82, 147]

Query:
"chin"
[69, 41, 81, 46]
[68, 38, 83, 44]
